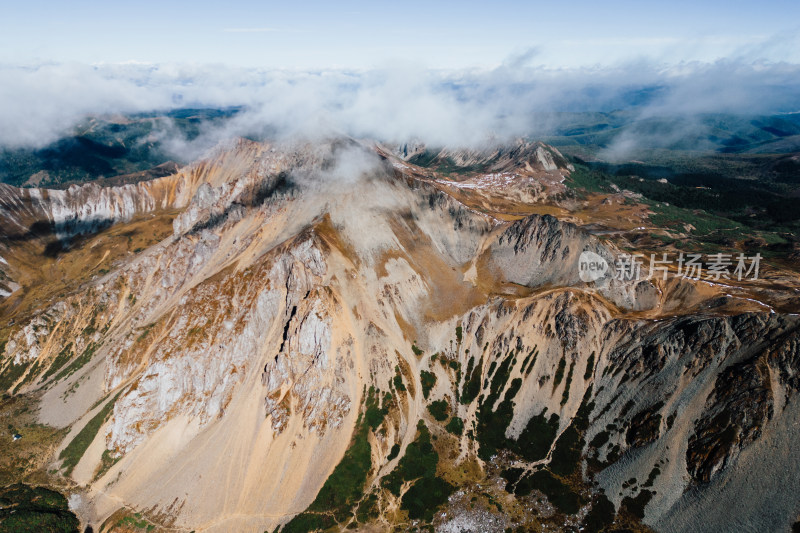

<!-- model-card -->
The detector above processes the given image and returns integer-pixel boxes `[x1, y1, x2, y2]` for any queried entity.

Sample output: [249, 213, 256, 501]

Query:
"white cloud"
[0, 54, 798, 155]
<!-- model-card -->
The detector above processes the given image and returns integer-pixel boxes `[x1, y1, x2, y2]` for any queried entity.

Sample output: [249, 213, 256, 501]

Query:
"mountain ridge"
[1, 136, 799, 532]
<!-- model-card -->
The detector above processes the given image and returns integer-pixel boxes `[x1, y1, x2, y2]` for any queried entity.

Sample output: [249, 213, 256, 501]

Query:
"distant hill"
[0, 107, 240, 188]
[538, 111, 800, 154]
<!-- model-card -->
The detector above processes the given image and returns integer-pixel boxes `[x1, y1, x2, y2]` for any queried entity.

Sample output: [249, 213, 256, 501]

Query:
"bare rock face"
[262, 292, 352, 435]
[0, 177, 184, 242]
[686, 315, 800, 483]
[102, 227, 339, 455]
[259, 237, 353, 436]
[172, 182, 222, 236]
[105, 263, 285, 453]
[392, 139, 574, 174]
[490, 214, 597, 287]
[489, 213, 659, 310]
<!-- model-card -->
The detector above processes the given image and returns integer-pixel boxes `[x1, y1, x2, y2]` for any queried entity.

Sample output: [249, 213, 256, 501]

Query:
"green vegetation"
[383, 420, 455, 520]
[475, 350, 519, 459]
[16, 359, 42, 390]
[647, 200, 741, 237]
[566, 164, 612, 193]
[643, 464, 661, 488]
[448, 359, 462, 400]
[0, 484, 80, 533]
[94, 448, 122, 481]
[0, 108, 238, 188]
[666, 412, 676, 430]
[302, 426, 371, 519]
[520, 347, 539, 376]
[0, 361, 30, 391]
[584, 352, 595, 380]
[626, 401, 664, 447]
[589, 430, 610, 450]
[117, 512, 155, 531]
[40, 343, 74, 382]
[583, 491, 616, 532]
[460, 355, 482, 405]
[59, 393, 119, 476]
[560, 361, 575, 406]
[279, 512, 329, 533]
[513, 411, 560, 462]
[473, 349, 561, 461]
[420, 370, 436, 400]
[364, 387, 391, 431]
[502, 388, 598, 520]
[565, 155, 800, 255]
[551, 387, 594, 477]
[136, 323, 155, 343]
[445, 416, 464, 436]
[401, 476, 455, 521]
[383, 420, 438, 495]
[355, 493, 379, 524]
[553, 356, 567, 390]
[550, 423, 582, 477]
[406, 150, 483, 176]
[392, 365, 406, 392]
[513, 469, 581, 515]
[500, 467, 525, 492]
[411, 343, 424, 357]
[283, 388, 386, 532]
[53, 341, 100, 382]
[427, 399, 449, 422]
[387, 443, 400, 461]
[82, 315, 98, 337]
[455, 325, 463, 343]
[620, 489, 654, 520]
[477, 372, 561, 462]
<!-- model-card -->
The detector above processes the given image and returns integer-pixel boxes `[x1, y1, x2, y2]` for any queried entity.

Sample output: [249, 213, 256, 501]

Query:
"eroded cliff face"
[1, 137, 799, 533]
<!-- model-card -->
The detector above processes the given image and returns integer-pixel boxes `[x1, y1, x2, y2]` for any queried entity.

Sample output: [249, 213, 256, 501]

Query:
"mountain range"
[1, 134, 799, 533]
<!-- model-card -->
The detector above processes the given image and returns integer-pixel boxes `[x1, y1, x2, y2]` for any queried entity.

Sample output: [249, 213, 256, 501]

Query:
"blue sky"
[2, 0, 799, 68]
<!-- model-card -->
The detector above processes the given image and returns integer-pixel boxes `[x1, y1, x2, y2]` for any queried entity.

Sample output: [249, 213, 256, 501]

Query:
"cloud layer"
[1, 56, 799, 157]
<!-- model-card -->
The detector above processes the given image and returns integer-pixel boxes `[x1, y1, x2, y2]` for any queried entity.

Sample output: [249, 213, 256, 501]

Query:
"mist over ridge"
[2, 52, 800, 160]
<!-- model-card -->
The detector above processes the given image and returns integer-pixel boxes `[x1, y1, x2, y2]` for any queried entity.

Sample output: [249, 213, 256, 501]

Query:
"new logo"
[578, 251, 609, 283]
